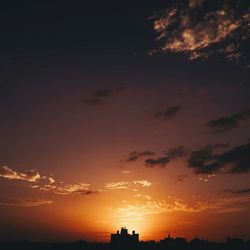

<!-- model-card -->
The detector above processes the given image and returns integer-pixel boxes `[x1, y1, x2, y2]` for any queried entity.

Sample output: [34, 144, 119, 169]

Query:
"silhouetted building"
[111, 227, 139, 247]
[160, 232, 174, 245]
[227, 237, 245, 249]
[160, 233, 188, 249]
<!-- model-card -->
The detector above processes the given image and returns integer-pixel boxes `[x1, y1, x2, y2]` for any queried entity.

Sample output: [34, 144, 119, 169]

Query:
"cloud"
[82, 87, 127, 106]
[39, 182, 98, 195]
[126, 150, 155, 162]
[105, 180, 152, 190]
[0, 166, 41, 182]
[0, 166, 99, 196]
[145, 146, 187, 167]
[207, 109, 250, 133]
[151, 0, 250, 64]
[142, 142, 250, 176]
[0, 198, 53, 207]
[133, 142, 250, 176]
[105, 181, 130, 190]
[156, 106, 182, 119]
[187, 142, 250, 174]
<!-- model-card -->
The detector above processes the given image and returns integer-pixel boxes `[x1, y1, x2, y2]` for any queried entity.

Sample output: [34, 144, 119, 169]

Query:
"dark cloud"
[151, 0, 250, 64]
[83, 87, 127, 106]
[126, 150, 155, 162]
[145, 146, 187, 167]
[156, 105, 182, 119]
[138, 142, 250, 176]
[145, 156, 171, 167]
[207, 109, 250, 133]
[224, 188, 250, 194]
[187, 144, 221, 174]
[187, 142, 250, 174]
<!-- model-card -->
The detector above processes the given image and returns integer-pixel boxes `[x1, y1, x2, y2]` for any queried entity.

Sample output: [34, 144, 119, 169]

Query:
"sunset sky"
[0, 0, 250, 243]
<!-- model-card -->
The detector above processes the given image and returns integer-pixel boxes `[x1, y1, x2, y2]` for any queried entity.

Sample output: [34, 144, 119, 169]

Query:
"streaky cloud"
[105, 180, 152, 190]
[224, 188, 250, 194]
[0, 198, 53, 207]
[39, 182, 99, 195]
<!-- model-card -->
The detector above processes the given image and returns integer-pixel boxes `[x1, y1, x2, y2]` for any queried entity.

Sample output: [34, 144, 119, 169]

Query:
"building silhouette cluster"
[111, 227, 139, 247]
[109, 228, 250, 250]
[1, 228, 250, 250]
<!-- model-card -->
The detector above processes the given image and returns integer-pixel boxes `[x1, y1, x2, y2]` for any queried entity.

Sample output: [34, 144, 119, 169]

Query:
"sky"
[0, 0, 250, 243]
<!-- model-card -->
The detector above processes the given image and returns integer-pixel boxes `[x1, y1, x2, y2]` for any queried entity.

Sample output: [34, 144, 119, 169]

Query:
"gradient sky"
[0, 0, 250, 243]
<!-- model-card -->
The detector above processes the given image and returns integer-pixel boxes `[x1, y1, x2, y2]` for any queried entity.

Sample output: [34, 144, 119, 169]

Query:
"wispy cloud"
[151, 0, 250, 64]
[109, 194, 250, 221]
[105, 180, 152, 190]
[0, 166, 41, 182]
[38, 182, 98, 195]
[0, 198, 53, 207]
[105, 181, 130, 190]
[0, 166, 99, 197]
